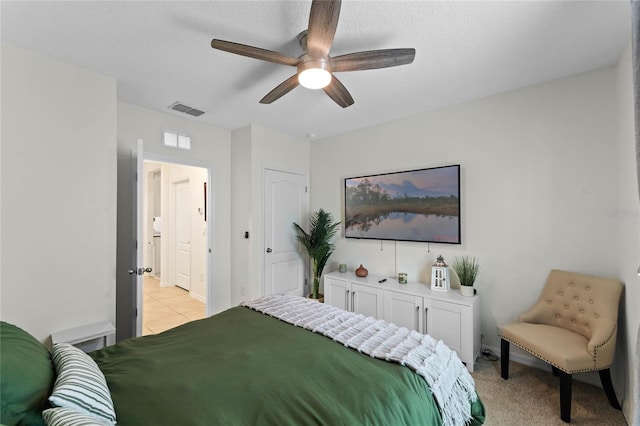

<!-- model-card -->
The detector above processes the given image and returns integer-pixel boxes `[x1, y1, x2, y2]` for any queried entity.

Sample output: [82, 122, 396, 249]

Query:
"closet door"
[263, 169, 308, 297]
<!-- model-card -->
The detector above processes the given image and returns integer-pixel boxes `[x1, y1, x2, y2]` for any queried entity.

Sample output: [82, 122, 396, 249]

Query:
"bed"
[1, 295, 485, 426]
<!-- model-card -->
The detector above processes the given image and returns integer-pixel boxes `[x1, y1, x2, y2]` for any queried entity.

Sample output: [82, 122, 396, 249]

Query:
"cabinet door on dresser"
[383, 290, 424, 332]
[424, 299, 465, 357]
[324, 277, 349, 311]
[351, 283, 383, 317]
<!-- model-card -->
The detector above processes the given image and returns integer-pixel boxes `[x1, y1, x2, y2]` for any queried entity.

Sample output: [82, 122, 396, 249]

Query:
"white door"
[133, 139, 146, 337]
[174, 181, 191, 291]
[263, 169, 308, 297]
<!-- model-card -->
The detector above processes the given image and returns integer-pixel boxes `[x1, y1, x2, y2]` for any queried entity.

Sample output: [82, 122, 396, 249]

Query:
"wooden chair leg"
[559, 371, 572, 423]
[599, 369, 622, 410]
[500, 339, 509, 380]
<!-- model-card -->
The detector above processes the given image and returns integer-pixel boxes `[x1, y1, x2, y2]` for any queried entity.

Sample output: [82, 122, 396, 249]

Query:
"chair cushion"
[499, 322, 596, 373]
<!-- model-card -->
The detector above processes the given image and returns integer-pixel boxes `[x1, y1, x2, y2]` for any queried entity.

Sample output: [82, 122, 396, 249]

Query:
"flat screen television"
[344, 164, 461, 244]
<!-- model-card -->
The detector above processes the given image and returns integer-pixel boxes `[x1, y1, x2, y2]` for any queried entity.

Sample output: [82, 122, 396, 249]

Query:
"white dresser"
[324, 271, 481, 372]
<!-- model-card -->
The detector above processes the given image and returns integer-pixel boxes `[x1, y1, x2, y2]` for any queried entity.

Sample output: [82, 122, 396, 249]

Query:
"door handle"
[266, 248, 272, 253]
[424, 307, 428, 333]
[128, 267, 153, 276]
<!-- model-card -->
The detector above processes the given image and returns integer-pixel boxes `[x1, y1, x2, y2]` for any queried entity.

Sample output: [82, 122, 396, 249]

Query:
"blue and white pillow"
[42, 407, 113, 426]
[49, 343, 116, 424]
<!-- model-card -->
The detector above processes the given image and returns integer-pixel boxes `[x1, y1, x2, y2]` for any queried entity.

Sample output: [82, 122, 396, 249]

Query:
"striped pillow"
[49, 343, 116, 424]
[42, 407, 113, 426]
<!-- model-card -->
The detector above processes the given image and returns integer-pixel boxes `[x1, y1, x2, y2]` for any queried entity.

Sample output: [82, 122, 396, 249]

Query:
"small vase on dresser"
[355, 264, 368, 277]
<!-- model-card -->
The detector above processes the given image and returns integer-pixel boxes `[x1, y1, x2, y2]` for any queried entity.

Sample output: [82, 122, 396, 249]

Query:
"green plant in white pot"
[451, 256, 480, 296]
[293, 209, 341, 300]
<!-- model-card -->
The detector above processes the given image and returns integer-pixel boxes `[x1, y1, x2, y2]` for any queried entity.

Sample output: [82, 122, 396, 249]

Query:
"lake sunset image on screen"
[344, 165, 460, 244]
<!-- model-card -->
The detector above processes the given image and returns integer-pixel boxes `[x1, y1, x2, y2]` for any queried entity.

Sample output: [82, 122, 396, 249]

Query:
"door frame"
[143, 152, 214, 320]
[261, 166, 310, 298]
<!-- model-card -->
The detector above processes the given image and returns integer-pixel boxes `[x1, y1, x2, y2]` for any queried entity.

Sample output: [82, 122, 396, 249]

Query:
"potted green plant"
[293, 209, 341, 300]
[451, 256, 480, 296]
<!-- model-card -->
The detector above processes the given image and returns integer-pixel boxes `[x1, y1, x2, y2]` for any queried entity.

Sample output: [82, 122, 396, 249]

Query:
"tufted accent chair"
[498, 269, 623, 423]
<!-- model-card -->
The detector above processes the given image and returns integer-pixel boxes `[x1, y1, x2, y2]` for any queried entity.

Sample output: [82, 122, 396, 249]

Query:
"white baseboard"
[484, 344, 547, 369]
[190, 292, 206, 304]
[156, 281, 206, 304]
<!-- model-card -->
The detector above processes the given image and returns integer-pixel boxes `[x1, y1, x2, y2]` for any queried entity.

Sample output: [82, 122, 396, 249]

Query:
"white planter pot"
[460, 286, 475, 297]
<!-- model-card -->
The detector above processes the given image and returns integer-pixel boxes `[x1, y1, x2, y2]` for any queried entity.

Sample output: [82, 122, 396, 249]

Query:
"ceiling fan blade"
[307, 0, 341, 58]
[260, 75, 300, 104]
[211, 39, 299, 67]
[323, 75, 354, 108]
[331, 49, 416, 72]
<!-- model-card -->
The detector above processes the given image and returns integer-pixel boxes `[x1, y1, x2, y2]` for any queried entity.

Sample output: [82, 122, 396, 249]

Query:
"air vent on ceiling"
[168, 102, 205, 117]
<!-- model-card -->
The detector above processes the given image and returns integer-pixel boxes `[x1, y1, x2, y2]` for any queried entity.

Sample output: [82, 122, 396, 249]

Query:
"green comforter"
[91, 306, 485, 425]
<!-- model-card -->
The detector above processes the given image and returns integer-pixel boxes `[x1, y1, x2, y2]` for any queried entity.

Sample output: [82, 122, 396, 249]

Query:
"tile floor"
[142, 275, 206, 336]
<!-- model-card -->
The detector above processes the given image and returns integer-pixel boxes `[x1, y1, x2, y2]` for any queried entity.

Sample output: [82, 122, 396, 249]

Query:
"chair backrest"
[519, 269, 623, 341]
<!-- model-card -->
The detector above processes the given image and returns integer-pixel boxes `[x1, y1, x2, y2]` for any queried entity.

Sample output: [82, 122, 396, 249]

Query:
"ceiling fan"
[211, 0, 415, 108]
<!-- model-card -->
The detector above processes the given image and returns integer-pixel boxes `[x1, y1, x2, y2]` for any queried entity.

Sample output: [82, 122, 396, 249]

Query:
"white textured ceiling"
[1, 1, 631, 140]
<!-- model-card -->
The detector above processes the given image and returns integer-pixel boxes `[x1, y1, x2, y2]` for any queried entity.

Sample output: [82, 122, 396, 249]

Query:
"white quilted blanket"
[244, 294, 478, 426]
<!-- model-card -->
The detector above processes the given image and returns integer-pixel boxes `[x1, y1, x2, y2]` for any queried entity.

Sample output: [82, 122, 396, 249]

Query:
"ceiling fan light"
[298, 68, 332, 89]
[297, 57, 332, 90]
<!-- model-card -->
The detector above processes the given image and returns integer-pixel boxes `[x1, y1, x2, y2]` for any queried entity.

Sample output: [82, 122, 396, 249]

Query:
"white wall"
[230, 125, 253, 306]
[230, 124, 309, 305]
[1, 43, 117, 343]
[615, 40, 640, 424]
[312, 65, 619, 298]
[310, 65, 632, 407]
[116, 102, 231, 339]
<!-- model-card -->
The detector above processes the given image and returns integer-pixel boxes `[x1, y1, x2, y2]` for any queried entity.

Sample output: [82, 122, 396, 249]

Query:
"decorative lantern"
[431, 255, 450, 291]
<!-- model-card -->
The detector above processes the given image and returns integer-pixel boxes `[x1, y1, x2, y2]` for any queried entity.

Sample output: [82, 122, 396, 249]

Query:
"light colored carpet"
[472, 356, 627, 425]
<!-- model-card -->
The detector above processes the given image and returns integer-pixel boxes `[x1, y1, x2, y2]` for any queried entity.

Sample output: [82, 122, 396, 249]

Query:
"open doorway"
[141, 160, 209, 335]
